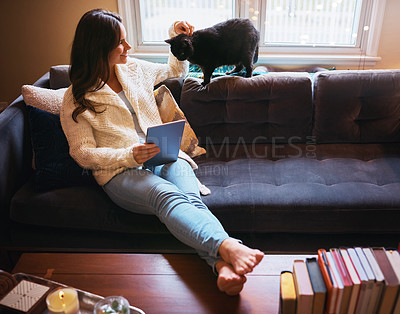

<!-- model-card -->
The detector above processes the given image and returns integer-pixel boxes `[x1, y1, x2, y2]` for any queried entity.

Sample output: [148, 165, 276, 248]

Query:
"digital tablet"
[144, 120, 185, 167]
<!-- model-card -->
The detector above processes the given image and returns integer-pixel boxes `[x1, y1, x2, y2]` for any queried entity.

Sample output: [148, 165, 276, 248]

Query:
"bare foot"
[215, 260, 247, 296]
[219, 238, 264, 275]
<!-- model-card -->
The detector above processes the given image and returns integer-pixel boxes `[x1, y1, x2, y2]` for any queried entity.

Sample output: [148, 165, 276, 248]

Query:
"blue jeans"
[103, 159, 230, 269]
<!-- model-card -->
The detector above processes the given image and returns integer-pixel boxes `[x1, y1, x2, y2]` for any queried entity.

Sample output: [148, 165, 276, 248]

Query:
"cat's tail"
[253, 45, 259, 64]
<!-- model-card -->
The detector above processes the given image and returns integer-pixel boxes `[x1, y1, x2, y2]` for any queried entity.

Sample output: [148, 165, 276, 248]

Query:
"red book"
[330, 248, 353, 313]
[339, 248, 361, 314]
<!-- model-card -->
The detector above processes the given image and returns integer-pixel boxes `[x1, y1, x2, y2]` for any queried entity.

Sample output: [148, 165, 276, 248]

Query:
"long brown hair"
[70, 9, 122, 122]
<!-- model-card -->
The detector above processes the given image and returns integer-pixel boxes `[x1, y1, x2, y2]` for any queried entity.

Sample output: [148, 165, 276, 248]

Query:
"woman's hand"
[132, 143, 160, 164]
[174, 21, 195, 36]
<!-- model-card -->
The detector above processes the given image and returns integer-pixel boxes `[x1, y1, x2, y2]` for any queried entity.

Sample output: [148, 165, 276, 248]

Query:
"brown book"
[293, 260, 314, 314]
[280, 271, 296, 314]
[372, 247, 400, 314]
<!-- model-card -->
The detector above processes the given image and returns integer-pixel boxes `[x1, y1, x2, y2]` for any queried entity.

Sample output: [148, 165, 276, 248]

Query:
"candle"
[46, 287, 80, 314]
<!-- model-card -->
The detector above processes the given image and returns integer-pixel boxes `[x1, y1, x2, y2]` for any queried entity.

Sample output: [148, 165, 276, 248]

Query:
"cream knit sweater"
[60, 52, 188, 186]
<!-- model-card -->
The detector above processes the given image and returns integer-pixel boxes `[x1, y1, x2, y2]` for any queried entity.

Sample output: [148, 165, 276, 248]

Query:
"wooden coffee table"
[12, 253, 314, 313]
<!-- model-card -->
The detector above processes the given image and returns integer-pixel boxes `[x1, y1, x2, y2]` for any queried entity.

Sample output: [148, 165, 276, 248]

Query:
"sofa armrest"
[154, 77, 184, 105]
[0, 99, 33, 217]
[0, 73, 49, 217]
[32, 72, 51, 89]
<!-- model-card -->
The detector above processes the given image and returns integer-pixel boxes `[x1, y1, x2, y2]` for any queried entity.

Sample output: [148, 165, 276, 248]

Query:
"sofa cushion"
[10, 178, 169, 234]
[194, 154, 400, 233]
[180, 74, 313, 145]
[313, 70, 400, 143]
[10, 143, 400, 235]
[27, 105, 95, 192]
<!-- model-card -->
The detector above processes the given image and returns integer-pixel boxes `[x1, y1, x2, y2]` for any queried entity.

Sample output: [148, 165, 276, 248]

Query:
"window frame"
[118, 0, 386, 66]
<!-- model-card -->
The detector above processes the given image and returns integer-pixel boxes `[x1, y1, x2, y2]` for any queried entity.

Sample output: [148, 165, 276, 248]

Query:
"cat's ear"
[165, 38, 172, 45]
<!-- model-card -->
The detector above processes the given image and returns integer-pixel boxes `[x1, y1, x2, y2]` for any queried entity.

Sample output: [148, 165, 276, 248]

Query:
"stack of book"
[280, 247, 400, 314]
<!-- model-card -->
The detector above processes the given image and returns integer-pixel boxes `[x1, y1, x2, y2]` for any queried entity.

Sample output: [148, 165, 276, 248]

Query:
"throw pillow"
[27, 105, 95, 192]
[154, 85, 206, 158]
[22, 85, 66, 115]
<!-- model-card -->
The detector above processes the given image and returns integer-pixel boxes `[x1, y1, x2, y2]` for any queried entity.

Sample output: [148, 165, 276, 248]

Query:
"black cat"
[165, 18, 260, 86]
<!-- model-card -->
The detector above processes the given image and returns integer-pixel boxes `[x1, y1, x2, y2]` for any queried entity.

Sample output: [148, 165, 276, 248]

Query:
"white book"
[355, 247, 379, 314]
[386, 249, 400, 280]
[326, 251, 344, 314]
[347, 248, 373, 314]
[385, 250, 400, 314]
[340, 248, 361, 314]
[363, 248, 385, 314]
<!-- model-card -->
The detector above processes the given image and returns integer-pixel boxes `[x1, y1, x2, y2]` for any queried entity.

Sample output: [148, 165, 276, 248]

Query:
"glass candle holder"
[94, 296, 130, 314]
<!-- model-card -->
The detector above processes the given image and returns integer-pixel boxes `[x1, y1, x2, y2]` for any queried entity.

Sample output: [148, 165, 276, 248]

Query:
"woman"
[61, 9, 264, 295]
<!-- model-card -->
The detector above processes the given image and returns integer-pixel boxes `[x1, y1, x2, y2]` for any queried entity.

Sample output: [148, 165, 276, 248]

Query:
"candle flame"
[59, 291, 65, 300]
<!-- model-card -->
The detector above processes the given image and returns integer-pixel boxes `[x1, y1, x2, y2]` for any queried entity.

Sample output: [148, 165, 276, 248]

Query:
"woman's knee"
[161, 159, 194, 177]
[148, 182, 191, 212]
[149, 174, 189, 196]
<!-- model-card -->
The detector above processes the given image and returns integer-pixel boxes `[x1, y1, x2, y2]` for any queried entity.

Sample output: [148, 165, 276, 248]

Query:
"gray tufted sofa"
[1, 68, 400, 264]
[181, 71, 400, 235]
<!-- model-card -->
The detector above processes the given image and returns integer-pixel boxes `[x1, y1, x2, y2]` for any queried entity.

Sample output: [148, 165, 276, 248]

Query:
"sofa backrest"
[180, 73, 313, 146]
[48, 65, 184, 105]
[49, 65, 71, 89]
[313, 69, 400, 143]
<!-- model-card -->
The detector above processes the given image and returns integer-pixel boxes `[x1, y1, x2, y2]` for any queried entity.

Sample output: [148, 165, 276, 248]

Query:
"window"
[138, 1, 234, 43]
[118, 0, 386, 66]
[258, 0, 363, 47]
